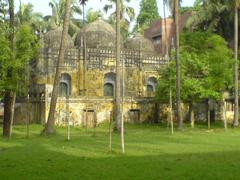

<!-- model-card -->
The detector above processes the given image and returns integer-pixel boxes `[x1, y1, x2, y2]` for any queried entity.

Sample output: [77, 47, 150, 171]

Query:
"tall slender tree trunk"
[3, 92, 16, 138]
[163, 0, 173, 134]
[233, 5, 239, 127]
[163, 0, 168, 56]
[115, 0, 122, 131]
[42, 0, 72, 135]
[3, 0, 15, 139]
[206, 99, 210, 129]
[189, 102, 195, 128]
[115, 0, 125, 153]
[223, 99, 227, 131]
[174, 0, 183, 129]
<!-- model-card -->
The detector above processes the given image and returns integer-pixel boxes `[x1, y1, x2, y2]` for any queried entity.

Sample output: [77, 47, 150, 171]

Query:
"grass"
[1, 122, 240, 180]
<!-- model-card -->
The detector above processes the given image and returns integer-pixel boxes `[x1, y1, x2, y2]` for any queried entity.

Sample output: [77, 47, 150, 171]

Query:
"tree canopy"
[104, 0, 135, 39]
[0, 24, 39, 97]
[134, 0, 160, 34]
[157, 31, 233, 104]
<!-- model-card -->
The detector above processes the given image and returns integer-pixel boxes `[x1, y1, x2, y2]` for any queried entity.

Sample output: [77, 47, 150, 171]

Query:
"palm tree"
[42, 0, 72, 135]
[165, 0, 182, 130]
[104, 0, 135, 39]
[186, 0, 232, 40]
[16, 2, 47, 36]
[163, 0, 174, 133]
[166, 0, 182, 14]
[86, 8, 103, 23]
[47, 0, 81, 38]
[115, 0, 125, 153]
[233, 0, 240, 127]
[174, 0, 183, 129]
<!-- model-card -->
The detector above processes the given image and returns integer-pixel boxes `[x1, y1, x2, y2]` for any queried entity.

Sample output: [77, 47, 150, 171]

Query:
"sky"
[15, 0, 195, 17]
[15, 0, 195, 29]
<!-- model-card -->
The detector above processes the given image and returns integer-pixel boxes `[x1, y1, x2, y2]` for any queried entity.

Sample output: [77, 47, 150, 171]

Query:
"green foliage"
[0, 24, 39, 96]
[186, 0, 240, 41]
[15, 25, 39, 95]
[48, 0, 82, 27]
[0, 29, 11, 96]
[134, 0, 160, 34]
[86, 8, 103, 23]
[157, 31, 233, 103]
[0, 0, 8, 23]
[47, 0, 82, 37]
[16, 2, 47, 35]
[2, 124, 240, 179]
[180, 6, 194, 14]
[104, 0, 135, 39]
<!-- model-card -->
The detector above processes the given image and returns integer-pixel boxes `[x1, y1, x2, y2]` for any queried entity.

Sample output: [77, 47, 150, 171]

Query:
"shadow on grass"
[1, 124, 240, 180]
[0, 140, 240, 180]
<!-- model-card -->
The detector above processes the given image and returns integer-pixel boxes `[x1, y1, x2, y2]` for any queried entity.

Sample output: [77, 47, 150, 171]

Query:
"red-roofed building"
[144, 13, 191, 55]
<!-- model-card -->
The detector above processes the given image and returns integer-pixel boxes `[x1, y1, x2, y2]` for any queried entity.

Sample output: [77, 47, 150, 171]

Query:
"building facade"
[13, 18, 234, 126]
[13, 20, 167, 126]
[144, 13, 191, 55]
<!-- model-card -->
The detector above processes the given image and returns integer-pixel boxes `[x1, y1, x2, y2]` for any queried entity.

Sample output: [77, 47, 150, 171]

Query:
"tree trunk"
[233, 5, 239, 127]
[115, 0, 122, 131]
[163, 0, 174, 134]
[41, 0, 71, 135]
[3, 0, 15, 139]
[163, 0, 168, 56]
[116, 0, 125, 153]
[206, 99, 210, 129]
[3, 91, 16, 138]
[189, 102, 195, 128]
[26, 94, 30, 138]
[174, 0, 183, 130]
[223, 100, 227, 131]
[109, 111, 113, 152]
[66, 96, 70, 140]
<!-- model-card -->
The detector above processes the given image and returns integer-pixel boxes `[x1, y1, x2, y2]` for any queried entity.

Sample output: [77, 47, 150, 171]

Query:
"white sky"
[15, 0, 195, 29]
[15, 0, 195, 17]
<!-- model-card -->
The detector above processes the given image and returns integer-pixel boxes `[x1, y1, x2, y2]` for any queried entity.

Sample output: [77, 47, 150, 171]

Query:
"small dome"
[75, 19, 116, 48]
[125, 33, 155, 52]
[44, 27, 74, 48]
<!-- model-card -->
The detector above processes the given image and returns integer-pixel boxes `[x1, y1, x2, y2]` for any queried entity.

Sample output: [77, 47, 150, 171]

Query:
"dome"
[44, 27, 74, 49]
[125, 33, 155, 52]
[75, 19, 116, 48]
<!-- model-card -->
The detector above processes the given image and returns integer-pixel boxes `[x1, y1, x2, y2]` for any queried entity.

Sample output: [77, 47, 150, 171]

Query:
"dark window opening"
[129, 109, 140, 123]
[104, 83, 114, 97]
[104, 72, 116, 97]
[59, 82, 68, 97]
[59, 73, 71, 97]
[147, 85, 154, 93]
[147, 77, 157, 97]
[152, 35, 161, 45]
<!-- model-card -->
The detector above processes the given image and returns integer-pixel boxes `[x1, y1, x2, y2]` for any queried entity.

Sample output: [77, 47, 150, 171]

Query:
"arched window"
[59, 73, 71, 97]
[147, 77, 157, 96]
[147, 84, 154, 93]
[59, 82, 68, 97]
[104, 83, 114, 96]
[104, 72, 116, 97]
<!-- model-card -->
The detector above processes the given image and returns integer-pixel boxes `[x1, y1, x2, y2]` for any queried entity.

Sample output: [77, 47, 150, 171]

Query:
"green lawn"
[1, 123, 240, 180]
